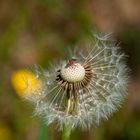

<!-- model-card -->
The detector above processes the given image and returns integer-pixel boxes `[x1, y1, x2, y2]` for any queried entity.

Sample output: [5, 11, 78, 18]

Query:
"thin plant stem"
[61, 124, 72, 140]
[38, 120, 50, 140]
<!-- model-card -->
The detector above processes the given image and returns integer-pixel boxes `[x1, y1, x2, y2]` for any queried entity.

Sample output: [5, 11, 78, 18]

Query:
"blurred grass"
[0, 0, 140, 140]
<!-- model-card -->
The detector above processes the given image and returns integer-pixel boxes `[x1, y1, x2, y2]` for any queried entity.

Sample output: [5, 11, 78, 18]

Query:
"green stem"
[38, 120, 49, 140]
[61, 124, 72, 140]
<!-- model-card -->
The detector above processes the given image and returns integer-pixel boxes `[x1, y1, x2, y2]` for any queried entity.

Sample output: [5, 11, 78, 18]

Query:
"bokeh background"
[0, 0, 140, 140]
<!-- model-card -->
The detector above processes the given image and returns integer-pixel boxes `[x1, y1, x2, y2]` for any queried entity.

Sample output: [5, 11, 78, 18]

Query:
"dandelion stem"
[62, 124, 72, 140]
[38, 120, 50, 140]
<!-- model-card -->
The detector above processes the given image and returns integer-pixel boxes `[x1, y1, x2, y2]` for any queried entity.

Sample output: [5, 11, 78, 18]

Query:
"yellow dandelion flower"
[11, 69, 43, 100]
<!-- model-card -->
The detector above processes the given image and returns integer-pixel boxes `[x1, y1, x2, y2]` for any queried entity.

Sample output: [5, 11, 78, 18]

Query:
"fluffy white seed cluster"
[27, 34, 129, 130]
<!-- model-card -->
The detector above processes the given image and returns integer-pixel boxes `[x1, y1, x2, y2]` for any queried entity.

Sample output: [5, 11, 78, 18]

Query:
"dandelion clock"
[13, 34, 129, 133]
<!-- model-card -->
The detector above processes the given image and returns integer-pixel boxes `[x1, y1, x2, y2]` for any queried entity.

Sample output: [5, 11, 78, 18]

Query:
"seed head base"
[56, 60, 93, 92]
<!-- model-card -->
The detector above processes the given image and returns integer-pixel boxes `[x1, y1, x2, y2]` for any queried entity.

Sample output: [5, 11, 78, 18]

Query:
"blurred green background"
[0, 0, 140, 140]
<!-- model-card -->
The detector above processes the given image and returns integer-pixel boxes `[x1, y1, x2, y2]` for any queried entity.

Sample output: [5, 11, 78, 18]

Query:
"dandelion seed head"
[26, 34, 129, 130]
